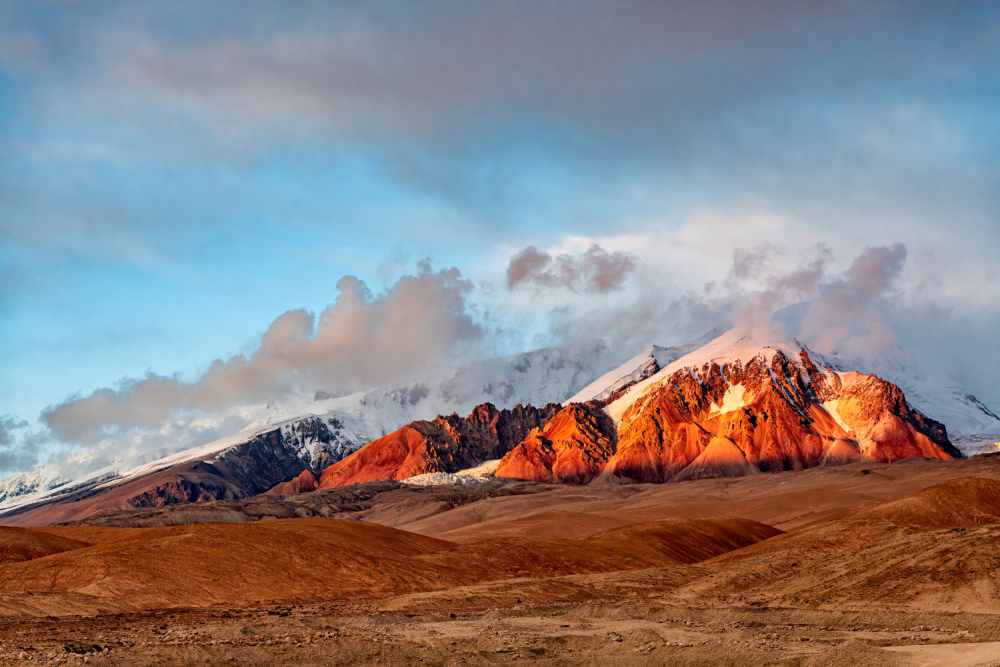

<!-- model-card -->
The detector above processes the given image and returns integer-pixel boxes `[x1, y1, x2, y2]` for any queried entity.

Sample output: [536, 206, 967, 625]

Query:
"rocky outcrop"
[495, 403, 617, 483]
[264, 470, 319, 496]
[318, 403, 560, 489]
[671, 437, 760, 482]
[835, 372, 961, 461]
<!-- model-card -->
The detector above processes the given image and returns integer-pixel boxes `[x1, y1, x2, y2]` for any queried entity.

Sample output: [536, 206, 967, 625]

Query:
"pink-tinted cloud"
[802, 243, 907, 357]
[43, 264, 483, 444]
[507, 244, 638, 293]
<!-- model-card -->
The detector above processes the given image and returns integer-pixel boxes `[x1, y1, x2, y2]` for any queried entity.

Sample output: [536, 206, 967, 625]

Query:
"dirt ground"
[5, 456, 1000, 665]
[3, 598, 1000, 666]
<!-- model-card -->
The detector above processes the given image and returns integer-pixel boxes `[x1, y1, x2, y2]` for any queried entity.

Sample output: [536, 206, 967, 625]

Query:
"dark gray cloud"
[507, 245, 638, 293]
[9, 1, 997, 174]
[0, 416, 27, 448]
[42, 264, 483, 445]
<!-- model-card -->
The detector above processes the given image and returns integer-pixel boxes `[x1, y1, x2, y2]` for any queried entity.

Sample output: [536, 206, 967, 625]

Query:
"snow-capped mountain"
[479, 326, 975, 486]
[0, 340, 615, 517]
[574, 326, 1000, 453]
[3, 324, 997, 524]
[310, 324, 991, 491]
[567, 329, 722, 405]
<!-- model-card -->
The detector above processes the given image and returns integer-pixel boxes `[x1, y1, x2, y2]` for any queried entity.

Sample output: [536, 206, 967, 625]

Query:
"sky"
[2, 1, 999, 474]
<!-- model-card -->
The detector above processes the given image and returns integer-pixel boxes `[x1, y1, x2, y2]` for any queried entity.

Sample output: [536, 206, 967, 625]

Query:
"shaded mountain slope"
[0, 428, 325, 527]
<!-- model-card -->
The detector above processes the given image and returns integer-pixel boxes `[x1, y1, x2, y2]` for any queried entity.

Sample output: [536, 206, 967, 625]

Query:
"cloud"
[544, 242, 910, 365]
[726, 243, 832, 338]
[801, 243, 907, 357]
[0, 415, 42, 473]
[888, 307, 1000, 410]
[0, 416, 27, 448]
[42, 263, 483, 445]
[506, 244, 638, 293]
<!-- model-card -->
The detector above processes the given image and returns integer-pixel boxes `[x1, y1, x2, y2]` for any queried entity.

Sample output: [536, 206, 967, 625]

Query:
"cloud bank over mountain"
[42, 265, 482, 446]
[37, 241, 940, 457]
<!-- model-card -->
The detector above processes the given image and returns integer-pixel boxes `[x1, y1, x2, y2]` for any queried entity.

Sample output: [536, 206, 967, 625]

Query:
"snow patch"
[822, 400, 853, 435]
[458, 459, 502, 476]
[402, 459, 503, 486]
[708, 385, 747, 417]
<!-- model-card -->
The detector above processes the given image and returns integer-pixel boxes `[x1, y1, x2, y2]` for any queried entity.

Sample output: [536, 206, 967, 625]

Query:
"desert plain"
[4, 454, 1000, 666]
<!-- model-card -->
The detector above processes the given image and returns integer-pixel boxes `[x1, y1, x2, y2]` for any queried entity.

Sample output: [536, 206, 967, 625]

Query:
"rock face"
[318, 404, 560, 489]
[495, 403, 617, 483]
[598, 348, 960, 483]
[320, 345, 961, 490]
[835, 371, 957, 462]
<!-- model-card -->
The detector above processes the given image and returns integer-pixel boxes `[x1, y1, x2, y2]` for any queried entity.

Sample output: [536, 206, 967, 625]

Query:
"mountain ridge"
[0, 340, 615, 514]
[2, 326, 996, 525]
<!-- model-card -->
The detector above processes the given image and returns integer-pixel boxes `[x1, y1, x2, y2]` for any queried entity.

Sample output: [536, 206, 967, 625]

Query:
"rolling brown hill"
[5, 455, 1000, 619]
[415, 518, 781, 581]
[0, 515, 778, 618]
[4, 457, 1000, 666]
[853, 476, 1000, 530]
[0, 527, 89, 564]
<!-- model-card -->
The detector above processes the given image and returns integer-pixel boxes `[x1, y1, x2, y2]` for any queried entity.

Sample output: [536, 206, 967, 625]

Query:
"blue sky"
[2, 1, 999, 472]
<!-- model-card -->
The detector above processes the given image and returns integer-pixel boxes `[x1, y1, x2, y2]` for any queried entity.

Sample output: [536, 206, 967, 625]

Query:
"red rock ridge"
[317, 403, 559, 489]
[319, 347, 961, 490]
[495, 403, 617, 484]
[836, 372, 956, 462]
